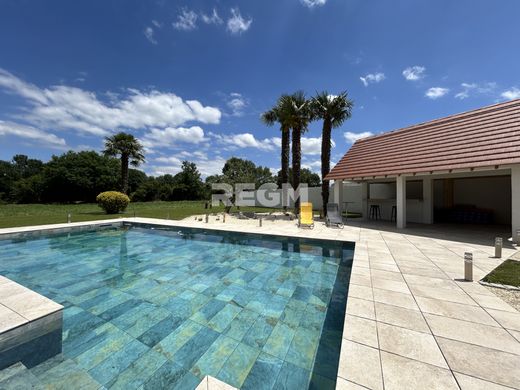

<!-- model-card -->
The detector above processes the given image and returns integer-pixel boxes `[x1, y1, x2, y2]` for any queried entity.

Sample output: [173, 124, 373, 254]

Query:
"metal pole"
[205, 214, 209, 223]
[464, 252, 473, 282]
[223, 213, 226, 223]
[495, 237, 503, 258]
[67, 213, 71, 223]
[259, 217, 262, 227]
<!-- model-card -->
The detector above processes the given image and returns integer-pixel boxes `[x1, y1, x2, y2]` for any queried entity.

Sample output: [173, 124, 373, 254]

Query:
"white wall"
[253, 187, 324, 209]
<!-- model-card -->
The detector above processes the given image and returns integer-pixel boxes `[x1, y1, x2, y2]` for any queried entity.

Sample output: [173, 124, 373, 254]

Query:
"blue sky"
[1, 0, 519, 177]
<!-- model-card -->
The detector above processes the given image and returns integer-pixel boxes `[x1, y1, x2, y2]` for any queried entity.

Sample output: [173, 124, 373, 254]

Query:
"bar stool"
[369, 205, 381, 220]
[390, 205, 397, 222]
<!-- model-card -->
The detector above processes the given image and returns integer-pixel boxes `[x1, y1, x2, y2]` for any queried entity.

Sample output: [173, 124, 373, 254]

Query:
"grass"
[481, 259, 520, 287]
[0, 201, 278, 229]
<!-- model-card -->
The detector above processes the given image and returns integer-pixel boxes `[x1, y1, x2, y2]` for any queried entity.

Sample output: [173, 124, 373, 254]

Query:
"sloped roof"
[326, 99, 520, 180]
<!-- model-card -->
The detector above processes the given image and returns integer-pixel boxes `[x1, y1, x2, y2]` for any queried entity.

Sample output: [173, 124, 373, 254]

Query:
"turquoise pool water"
[0, 223, 353, 389]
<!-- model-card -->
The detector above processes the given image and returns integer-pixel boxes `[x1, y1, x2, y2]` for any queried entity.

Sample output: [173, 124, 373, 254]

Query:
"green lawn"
[0, 201, 278, 229]
[481, 259, 520, 287]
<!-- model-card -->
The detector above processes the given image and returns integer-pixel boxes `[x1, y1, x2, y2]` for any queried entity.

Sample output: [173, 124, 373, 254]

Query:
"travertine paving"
[1, 216, 519, 389]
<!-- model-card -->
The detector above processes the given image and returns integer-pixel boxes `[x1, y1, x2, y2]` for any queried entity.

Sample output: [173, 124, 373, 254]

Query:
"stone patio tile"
[0, 304, 27, 333]
[424, 313, 520, 355]
[370, 269, 404, 282]
[351, 267, 371, 277]
[1, 290, 62, 321]
[343, 314, 378, 348]
[374, 302, 429, 333]
[372, 288, 419, 311]
[377, 322, 447, 368]
[408, 284, 477, 305]
[347, 284, 373, 301]
[415, 296, 500, 327]
[399, 266, 448, 279]
[404, 274, 460, 290]
[370, 278, 410, 294]
[437, 337, 520, 389]
[345, 297, 375, 320]
[380, 351, 458, 390]
[454, 372, 515, 390]
[455, 281, 495, 296]
[349, 274, 372, 287]
[469, 293, 518, 313]
[368, 262, 400, 273]
[337, 340, 383, 390]
[335, 377, 368, 389]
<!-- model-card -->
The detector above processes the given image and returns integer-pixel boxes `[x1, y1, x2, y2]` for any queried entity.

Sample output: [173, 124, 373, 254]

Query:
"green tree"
[171, 161, 205, 200]
[280, 92, 313, 211]
[261, 96, 292, 210]
[103, 132, 145, 194]
[277, 167, 321, 188]
[311, 91, 353, 215]
[221, 157, 274, 187]
[43, 151, 119, 202]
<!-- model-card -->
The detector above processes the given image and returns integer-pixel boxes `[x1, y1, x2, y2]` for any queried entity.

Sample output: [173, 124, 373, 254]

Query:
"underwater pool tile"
[285, 326, 321, 370]
[190, 299, 227, 326]
[109, 348, 167, 390]
[241, 352, 284, 390]
[243, 316, 276, 349]
[273, 361, 311, 390]
[141, 360, 190, 390]
[137, 315, 184, 347]
[208, 304, 242, 333]
[224, 309, 258, 342]
[190, 334, 239, 379]
[262, 321, 295, 360]
[217, 342, 260, 388]
[153, 320, 203, 360]
[170, 326, 220, 370]
[88, 339, 148, 385]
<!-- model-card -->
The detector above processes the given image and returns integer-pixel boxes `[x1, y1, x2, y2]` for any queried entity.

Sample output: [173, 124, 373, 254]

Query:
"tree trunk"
[281, 126, 290, 212]
[321, 118, 332, 217]
[121, 154, 129, 194]
[292, 127, 301, 213]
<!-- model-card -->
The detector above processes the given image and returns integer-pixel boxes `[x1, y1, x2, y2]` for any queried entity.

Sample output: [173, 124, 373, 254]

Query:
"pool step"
[0, 362, 42, 389]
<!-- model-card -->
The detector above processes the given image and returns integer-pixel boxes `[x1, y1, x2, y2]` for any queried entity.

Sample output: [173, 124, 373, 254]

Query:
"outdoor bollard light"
[259, 217, 263, 227]
[517, 230, 520, 244]
[205, 214, 209, 223]
[495, 237, 503, 258]
[464, 252, 473, 282]
[223, 213, 226, 223]
[67, 213, 71, 223]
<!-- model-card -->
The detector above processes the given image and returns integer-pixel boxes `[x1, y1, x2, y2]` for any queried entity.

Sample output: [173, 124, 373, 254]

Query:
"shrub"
[96, 191, 130, 214]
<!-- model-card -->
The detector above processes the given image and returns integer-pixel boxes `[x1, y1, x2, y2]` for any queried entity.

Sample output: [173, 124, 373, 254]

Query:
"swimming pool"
[0, 223, 353, 389]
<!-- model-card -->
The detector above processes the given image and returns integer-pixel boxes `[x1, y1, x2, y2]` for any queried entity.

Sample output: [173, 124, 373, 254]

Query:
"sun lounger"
[299, 202, 314, 229]
[326, 203, 344, 228]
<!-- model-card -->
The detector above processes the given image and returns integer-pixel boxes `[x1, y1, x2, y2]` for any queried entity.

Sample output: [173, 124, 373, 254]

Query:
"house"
[327, 99, 520, 242]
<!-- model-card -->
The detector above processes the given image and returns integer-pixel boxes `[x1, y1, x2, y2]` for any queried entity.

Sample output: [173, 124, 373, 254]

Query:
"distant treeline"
[0, 152, 320, 204]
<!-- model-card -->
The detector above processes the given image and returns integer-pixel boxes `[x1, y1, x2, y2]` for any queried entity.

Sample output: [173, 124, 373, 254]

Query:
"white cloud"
[360, 73, 385, 87]
[227, 93, 247, 116]
[0, 120, 66, 148]
[501, 87, 520, 100]
[227, 8, 252, 35]
[218, 133, 278, 151]
[455, 82, 497, 99]
[151, 20, 162, 28]
[151, 153, 226, 178]
[301, 0, 327, 8]
[144, 27, 157, 45]
[402, 66, 425, 81]
[173, 9, 198, 31]
[201, 9, 223, 25]
[301, 137, 336, 155]
[143, 126, 206, 148]
[344, 131, 374, 143]
[0, 68, 221, 137]
[425, 87, 449, 99]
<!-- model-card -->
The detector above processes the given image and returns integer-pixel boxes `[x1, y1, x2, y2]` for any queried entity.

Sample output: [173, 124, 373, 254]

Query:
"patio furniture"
[326, 203, 344, 229]
[369, 204, 381, 220]
[298, 202, 315, 229]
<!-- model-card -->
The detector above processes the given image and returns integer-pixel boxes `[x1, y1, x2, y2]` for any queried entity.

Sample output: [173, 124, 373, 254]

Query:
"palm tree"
[311, 91, 353, 216]
[103, 132, 145, 194]
[281, 91, 313, 212]
[261, 96, 291, 211]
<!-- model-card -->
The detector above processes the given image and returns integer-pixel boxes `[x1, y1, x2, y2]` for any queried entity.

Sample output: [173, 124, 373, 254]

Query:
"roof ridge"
[358, 98, 520, 143]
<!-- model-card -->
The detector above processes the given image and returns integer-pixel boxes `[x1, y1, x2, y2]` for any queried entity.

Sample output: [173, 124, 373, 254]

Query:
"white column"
[361, 182, 368, 220]
[396, 176, 407, 228]
[422, 177, 433, 224]
[333, 179, 344, 214]
[512, 166, 520, 243]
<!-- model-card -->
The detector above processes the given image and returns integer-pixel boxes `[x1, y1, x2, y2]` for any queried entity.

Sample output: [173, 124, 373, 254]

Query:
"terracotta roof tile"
[326, 99, 520, 180]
